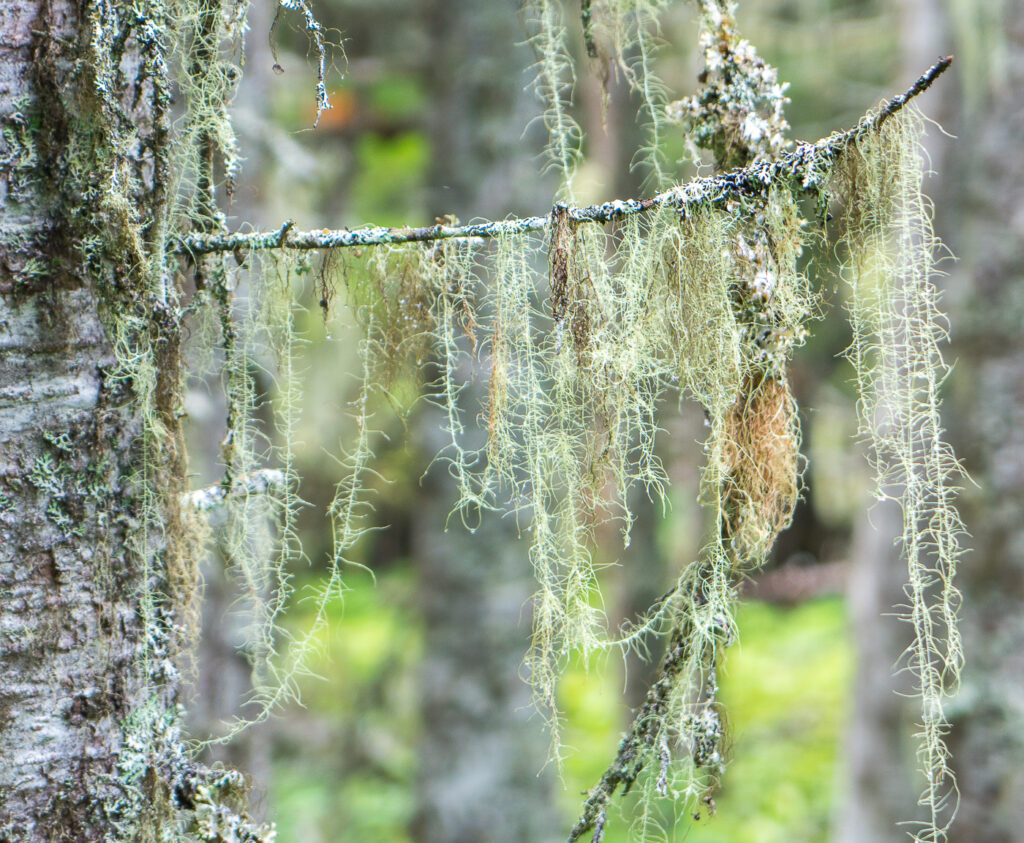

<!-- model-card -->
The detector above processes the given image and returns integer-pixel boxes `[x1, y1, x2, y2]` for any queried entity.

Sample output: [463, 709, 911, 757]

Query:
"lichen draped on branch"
[176, 55, 952, 258]
[59, 0, 960, 838]
[171, 45, 958, 843]
[832, 108, 965, 843]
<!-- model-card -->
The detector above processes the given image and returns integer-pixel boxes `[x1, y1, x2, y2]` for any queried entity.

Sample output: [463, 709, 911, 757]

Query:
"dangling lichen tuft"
[524, 0, 584, 197]
[720, 373, 801, 561]
[832, 104, 964, 842]
[579, 0, 676, 188]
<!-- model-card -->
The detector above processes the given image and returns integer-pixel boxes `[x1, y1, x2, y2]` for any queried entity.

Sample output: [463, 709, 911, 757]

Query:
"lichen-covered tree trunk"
[0, 1, 166, 836]
[945, 1, 1024, 838]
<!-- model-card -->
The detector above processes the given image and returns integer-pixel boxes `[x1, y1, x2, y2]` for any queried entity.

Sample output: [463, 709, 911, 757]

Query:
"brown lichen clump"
[721, 373, 800, 562]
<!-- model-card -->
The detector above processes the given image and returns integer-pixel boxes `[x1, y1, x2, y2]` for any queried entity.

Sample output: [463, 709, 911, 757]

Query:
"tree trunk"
[0, 2, 168, 836]
[411, 2, 558, 841]
[834, 500, 917, 843]
[0, 3, 261, 838]
[412, 424, 558, 843]
[945, 2, 1024, 838]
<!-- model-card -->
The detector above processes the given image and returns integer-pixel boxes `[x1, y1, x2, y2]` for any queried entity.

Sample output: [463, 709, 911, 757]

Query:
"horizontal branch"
[176, 56, 951, 258]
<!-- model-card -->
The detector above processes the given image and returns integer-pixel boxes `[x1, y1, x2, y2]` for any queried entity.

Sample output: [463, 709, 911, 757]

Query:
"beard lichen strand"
[565, 183, 814, 839]
[188, 250, 287, 744]
[424, 238, 493, 522]
[535, 208, 691, 729]
[482, 232, 524, 490]
[492, 230, 598, 744]
[604, 0, 675, 188]
[245, 250, 306, 714]
[601, 208, 674, 520]
[524, 0, 583, 197]
[202, 239, 457, 741]
[832, 106, 964, 843]
[168, 0, 244, 228]
[562, 208, 674, 557]
[480, 230, 619, 746]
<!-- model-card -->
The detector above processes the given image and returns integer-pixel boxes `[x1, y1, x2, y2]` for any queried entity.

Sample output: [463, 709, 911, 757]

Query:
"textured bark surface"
[0, 3, 175, 838]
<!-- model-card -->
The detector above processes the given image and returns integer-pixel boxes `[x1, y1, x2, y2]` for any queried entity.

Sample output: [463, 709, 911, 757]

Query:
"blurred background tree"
[179, 1, 1022, 841]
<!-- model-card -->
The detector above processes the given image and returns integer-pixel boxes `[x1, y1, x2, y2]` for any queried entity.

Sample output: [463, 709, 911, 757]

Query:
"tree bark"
[0, 2, 161, 836]
[0, 3, 257, 838]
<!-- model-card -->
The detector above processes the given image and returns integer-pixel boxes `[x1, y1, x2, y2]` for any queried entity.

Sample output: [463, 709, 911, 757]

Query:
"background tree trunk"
[835, 500, 917, 843]
[944, 1, 1024, 838]
[410, 2, 559, 840]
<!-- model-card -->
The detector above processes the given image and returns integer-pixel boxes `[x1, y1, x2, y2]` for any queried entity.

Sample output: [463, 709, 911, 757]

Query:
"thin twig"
[273, 0, 332, 127]
[175, 56, 952, 258]
[567, 627, 692, 842]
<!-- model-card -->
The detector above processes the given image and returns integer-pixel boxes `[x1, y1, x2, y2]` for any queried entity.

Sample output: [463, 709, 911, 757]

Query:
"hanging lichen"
[579, 0, 677, 187]
[560, 6, 812, 834]
[831, 106, 964, 842]
[524, 0, 584, 196]
[54, 0, 961, 839]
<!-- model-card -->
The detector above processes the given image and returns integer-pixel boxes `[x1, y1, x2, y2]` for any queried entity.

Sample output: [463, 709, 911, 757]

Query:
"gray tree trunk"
[411, 2, 558, 841]
[412, 432, 558, 843]
[944, 2, 1024, 838]
[834, 501, 917, 843]
[0, 1, 179, 837]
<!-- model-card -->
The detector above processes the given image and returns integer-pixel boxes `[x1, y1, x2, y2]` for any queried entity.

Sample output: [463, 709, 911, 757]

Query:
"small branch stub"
[186, 469, 287, 512]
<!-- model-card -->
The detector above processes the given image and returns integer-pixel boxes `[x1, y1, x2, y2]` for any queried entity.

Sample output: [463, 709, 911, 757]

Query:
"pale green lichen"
[832, 106, 964, 842]
[39, 2, 961, 841]
[582, 0, 676, 187]
[524, 0, 584, 197]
